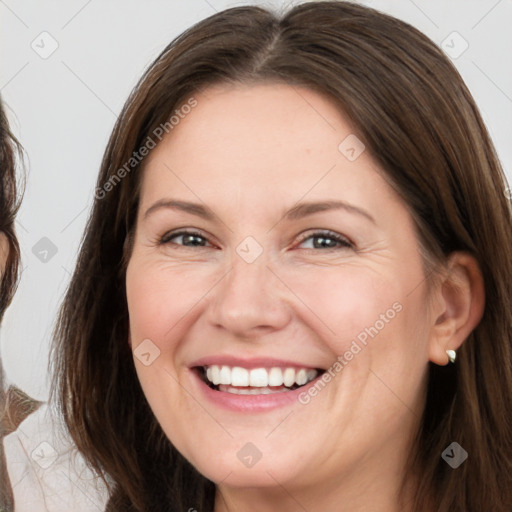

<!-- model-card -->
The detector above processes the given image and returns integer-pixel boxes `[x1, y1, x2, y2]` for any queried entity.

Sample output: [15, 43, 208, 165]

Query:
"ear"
[0, 232, 9, 276]
[428, 252, 485, 366]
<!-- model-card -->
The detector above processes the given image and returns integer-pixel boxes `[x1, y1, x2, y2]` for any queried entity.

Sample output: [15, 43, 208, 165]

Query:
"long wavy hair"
[50, 2, 512, 511]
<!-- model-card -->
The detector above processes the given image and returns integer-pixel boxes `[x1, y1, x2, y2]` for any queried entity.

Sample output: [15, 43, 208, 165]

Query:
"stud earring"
[446, 349, 456, 364]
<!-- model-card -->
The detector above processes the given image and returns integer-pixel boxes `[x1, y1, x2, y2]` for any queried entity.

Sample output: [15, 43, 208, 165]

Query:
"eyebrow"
[144, 199, 218, 221]
[285, 200, 375, 224]
[143, 199, 375, 224]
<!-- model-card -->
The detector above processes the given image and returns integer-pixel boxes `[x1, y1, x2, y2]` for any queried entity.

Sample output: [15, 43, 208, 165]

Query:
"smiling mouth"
[194, 365, 325, 395]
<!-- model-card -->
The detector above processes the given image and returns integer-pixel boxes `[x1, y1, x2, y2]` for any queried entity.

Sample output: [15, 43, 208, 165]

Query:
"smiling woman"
[51, 2, 512, 512]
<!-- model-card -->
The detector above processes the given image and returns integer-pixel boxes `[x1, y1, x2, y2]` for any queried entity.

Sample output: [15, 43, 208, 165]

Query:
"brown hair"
[0, 96, 22, 322]
[50, 2, 512, 511]
[0, 96, 25, 512]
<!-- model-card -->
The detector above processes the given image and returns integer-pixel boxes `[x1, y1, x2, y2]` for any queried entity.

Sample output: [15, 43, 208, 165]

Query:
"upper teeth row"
[204, 365, 319, 387]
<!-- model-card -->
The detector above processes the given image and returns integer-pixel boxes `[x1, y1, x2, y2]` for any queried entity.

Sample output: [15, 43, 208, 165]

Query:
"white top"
[3, 403, 110, 511]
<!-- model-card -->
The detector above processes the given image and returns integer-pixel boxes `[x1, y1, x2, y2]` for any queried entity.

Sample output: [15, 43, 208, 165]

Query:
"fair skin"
[0, 233, 8, 279]
[125, 83, 484, 512]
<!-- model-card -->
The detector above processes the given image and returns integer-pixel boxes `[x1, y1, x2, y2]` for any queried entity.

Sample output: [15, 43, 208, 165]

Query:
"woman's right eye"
[160, 229, 212, 248]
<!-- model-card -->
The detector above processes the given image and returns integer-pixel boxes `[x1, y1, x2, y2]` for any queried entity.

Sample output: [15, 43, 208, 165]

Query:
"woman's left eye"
[159, 229, 353, 251]
[296, 230, 353, 250]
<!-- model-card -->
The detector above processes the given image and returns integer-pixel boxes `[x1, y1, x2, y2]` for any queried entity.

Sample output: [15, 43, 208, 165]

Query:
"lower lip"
[190, 368, 324, 413]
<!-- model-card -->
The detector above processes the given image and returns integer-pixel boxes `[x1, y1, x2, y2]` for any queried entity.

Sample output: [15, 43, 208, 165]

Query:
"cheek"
[126, 259, 212, 348]
[288, 261, 429, 391]
[125, 260, 208, 438]
[285, 264, 404, 352]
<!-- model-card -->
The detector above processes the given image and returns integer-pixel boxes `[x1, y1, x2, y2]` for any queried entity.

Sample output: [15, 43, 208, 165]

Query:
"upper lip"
[189, 355, 324, 371]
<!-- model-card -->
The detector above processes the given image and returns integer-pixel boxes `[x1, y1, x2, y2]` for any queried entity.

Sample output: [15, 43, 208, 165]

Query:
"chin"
[177, 437, 304, 488]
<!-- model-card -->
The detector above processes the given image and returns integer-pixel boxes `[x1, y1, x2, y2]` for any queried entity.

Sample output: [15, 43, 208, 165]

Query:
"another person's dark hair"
[0, 95, 25, 512]
[0, 96, 22, 322]
[51, 2, 512, 511]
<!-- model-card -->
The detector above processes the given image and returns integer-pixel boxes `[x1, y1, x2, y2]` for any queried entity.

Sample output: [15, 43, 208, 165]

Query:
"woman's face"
[126, 83, 435, 494]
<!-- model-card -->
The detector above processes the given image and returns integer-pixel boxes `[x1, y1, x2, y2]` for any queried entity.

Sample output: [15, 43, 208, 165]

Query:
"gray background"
[1, 0, 511, 401]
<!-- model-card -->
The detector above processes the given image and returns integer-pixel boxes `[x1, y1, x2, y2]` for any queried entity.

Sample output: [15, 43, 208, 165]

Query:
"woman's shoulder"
[2, 395, 110, 512]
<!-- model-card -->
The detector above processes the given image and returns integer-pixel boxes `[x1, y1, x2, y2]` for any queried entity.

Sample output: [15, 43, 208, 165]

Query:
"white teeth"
[268, 367, 283, 386]
[211, 365, 220, 385]
[306, 369, 317, 382]
[249, 368, 268, 387]
[283, 368, 295, 387]
[231, 367, 249, 386]
[296, 369, 307, 386]
[203, 365, 319, 389]
[219, 384, 288, 395]
[219, 365, 231, 385]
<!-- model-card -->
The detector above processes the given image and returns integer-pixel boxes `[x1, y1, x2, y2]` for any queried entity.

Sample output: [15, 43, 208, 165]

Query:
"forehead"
[138, 82, 399, 218]
[163, 81, 348, 150]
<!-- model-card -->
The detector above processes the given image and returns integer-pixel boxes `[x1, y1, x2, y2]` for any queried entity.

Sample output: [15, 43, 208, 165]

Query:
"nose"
[207, 252, 292, 339]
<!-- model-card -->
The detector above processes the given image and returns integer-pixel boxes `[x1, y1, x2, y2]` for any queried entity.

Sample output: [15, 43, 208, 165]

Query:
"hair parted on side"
[50, 2, 512, 511]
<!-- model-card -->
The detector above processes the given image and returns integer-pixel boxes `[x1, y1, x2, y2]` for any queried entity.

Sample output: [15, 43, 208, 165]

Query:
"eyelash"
[158, 229, 354, 251]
